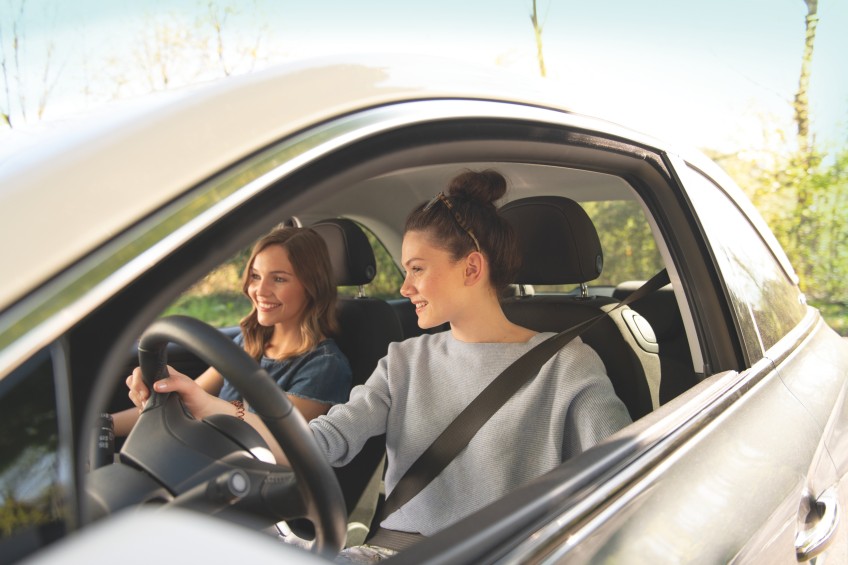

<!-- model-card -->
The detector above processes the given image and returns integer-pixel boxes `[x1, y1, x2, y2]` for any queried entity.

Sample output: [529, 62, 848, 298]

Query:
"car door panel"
[767, 316, 848, 562]
[523, 360, 828, 564]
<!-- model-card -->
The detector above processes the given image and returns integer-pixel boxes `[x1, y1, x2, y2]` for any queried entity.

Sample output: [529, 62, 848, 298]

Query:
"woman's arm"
[288, 396, 332, 421]
[142, 370, 288, 463]
[113, 365, 225, 436]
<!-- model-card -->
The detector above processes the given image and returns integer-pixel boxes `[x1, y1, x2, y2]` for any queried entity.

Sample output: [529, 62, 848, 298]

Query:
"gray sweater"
[309, 331, 632, 536]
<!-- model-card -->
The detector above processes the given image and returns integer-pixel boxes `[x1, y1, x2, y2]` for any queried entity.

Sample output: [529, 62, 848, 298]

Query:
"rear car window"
[683, 167, 807, 357]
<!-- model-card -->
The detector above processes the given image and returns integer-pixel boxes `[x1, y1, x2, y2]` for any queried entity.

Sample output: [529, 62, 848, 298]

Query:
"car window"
[533, 199, 664, 293]
[337, 222, 404, 300]
[0, 347, 69, 560]
[682, 167, 806, 358]
[162, 245, 252, 328]
[163, 222, 404, 327]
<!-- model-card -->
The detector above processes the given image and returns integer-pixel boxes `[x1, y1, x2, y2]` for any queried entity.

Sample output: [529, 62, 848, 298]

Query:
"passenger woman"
[116, 226, 352, 435]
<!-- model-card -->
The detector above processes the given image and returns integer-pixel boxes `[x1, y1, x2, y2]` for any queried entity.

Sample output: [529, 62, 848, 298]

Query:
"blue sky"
[5, 0, 847, 153]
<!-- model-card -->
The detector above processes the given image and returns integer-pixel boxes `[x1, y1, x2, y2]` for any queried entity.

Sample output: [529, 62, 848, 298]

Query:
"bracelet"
[231, 400, 245, 420]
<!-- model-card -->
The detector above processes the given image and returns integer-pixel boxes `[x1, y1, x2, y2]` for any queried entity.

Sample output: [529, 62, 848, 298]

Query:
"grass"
[162, 292, 250, 328]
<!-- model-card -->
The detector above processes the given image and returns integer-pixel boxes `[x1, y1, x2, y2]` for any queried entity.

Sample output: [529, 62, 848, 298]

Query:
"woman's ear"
[463, 251, 486, 287]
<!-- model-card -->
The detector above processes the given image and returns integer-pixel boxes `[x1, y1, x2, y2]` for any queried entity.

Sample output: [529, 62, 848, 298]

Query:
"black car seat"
[311, 218, 404, 388]
[310, 218, 400, 531]
[499, 196, 660, 419]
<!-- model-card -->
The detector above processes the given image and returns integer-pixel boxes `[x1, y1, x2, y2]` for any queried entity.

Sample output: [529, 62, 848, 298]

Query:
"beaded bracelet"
[231, 399, 245, 420]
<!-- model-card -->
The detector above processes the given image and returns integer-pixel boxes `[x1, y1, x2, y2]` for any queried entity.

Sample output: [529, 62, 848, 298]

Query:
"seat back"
[499, 196, 660, 419]
[311, 218, 404, 387]
[310, 218, 399, 517]
[614, 280, 696, 403]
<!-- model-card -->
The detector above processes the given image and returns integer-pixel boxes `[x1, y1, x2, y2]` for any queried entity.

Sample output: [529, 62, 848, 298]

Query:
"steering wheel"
[85, 315, 347, 556]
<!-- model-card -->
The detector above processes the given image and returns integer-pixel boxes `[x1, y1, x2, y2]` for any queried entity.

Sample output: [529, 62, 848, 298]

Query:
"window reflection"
[0, 349, 66, 555]
[684, 168, 806, 359]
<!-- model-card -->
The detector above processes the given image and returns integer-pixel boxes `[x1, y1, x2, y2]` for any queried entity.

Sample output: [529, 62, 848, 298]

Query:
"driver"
[116, 226, 352, 437]
[129, 170, 631, 563]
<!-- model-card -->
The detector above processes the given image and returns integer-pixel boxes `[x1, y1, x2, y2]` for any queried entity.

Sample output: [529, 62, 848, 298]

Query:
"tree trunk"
[794, 0, 818, 154]
[530, 0, 547, 78]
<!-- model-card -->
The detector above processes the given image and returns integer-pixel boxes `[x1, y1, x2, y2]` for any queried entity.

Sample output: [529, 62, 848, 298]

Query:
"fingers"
[126, 367, 150, 409]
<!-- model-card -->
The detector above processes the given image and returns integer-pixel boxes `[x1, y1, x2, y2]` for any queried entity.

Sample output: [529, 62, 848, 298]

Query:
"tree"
[529, 0, 547, 78]
[0, 0, 62, 128]
[793, 0, 818, 155]
[203, 1, 265, 78]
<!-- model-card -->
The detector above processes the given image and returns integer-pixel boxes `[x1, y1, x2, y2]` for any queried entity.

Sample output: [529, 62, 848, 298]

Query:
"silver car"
[2, 56, 847, 564]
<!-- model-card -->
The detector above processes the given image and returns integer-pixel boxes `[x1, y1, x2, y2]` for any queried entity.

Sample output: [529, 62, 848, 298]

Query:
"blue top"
[218, 333, 352, 406]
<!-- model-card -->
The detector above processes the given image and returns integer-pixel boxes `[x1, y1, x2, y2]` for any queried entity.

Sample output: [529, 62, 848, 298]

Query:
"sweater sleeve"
[561, 340, 633, 457]
[308, 352, 393, 467]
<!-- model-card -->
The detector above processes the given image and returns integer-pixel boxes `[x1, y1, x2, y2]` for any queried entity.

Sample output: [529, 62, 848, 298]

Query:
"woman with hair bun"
[314, 169, 632, 562]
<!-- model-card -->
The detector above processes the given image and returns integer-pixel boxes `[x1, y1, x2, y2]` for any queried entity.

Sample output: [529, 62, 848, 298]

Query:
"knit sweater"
[309, 330, 632, 536]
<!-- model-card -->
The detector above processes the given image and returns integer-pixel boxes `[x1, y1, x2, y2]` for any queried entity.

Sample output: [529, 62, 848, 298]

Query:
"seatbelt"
[381, 269, 670, 520]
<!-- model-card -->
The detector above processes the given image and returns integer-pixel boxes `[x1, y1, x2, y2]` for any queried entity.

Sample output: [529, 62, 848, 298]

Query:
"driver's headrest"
[311, 218, 377, 287]
[500, 196, 603, 285]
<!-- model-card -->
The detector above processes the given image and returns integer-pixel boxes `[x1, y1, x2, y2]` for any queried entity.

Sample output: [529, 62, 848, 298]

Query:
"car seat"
[310, 218, 400, 540]
[499, 196, 660, 419]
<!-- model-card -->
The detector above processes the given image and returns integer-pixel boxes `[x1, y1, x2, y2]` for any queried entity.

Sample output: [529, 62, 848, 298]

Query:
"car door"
[670, 161, 847, 563]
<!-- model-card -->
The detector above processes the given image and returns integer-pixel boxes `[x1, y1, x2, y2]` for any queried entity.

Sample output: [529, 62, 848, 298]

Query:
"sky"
[3, 0, 847, 154]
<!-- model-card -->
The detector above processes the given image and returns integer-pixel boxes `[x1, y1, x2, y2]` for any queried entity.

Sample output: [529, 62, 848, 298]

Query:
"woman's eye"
[250, 273, 260, 280]
[274, 276, 286, 283]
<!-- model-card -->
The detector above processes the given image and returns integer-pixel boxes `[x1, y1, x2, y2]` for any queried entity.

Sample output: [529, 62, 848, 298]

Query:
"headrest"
[311, 218, 377, 286]
[500, 196, 603, 285]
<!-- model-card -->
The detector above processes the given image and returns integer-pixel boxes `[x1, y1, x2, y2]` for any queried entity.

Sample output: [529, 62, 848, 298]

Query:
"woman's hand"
[126, 366, 153, 410]
[127, 365, 232, 421]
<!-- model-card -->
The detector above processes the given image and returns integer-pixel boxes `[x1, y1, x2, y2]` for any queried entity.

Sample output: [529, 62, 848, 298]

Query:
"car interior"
[76, 118, 723, 559]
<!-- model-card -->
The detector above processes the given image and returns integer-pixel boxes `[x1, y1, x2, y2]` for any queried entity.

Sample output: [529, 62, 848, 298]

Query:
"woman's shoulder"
[310, 338, 351, 367]
[389, 331, 451, 353]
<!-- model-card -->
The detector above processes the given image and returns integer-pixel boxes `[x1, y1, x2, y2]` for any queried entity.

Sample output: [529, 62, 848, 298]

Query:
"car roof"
[0, 54, 664, 312]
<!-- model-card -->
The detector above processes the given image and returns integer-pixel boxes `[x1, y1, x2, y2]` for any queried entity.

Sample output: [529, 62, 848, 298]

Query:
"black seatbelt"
[381, 269, 670, 520]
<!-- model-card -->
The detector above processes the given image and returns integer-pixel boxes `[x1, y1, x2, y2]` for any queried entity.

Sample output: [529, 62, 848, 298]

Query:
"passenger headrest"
[500, 196, 603, 284]
[311, 218, 377, 286]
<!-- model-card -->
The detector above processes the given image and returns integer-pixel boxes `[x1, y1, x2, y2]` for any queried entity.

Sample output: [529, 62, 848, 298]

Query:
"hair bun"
[446, 169, 507, 206]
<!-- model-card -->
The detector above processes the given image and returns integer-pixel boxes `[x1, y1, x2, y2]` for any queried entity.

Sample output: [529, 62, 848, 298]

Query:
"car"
[2, 54, 847, 565]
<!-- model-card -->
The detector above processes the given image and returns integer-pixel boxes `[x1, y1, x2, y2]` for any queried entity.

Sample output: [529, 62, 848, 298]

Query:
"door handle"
[796, 487, 840, 562]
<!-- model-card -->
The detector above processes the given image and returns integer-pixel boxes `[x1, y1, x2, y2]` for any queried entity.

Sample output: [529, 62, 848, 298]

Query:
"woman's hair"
[405, 169, 520, 295]
[239, 226, 339, 360]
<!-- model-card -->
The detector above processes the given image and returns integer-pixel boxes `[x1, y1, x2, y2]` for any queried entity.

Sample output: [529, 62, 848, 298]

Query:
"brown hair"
[405, 169, 520, 295]
[239, 227, 339, 360]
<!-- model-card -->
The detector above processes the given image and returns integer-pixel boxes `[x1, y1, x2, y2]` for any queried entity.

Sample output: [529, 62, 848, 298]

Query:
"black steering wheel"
[86, 316, 347, 556]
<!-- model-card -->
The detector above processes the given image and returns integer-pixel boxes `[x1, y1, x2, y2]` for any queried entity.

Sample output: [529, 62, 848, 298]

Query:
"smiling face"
[400, 230, 470, 329]
[246, 244, 309, 328]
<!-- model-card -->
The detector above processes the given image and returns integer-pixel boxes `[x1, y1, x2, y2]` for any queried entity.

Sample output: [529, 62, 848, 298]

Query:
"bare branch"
[529, 0, 547, 77]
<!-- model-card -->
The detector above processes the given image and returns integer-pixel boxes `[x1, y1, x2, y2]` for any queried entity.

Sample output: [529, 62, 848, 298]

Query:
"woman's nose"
[253, 278, 271, 295]
[400, 274, 413, 297]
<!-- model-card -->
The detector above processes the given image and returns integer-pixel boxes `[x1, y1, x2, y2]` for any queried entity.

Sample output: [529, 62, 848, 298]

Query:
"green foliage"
[163, 292, 250, 328]
[725, 146, 848, 304]
[810, 300, 848, 337]
[713, 141, 848, 335]
[583, 200, 664, 285]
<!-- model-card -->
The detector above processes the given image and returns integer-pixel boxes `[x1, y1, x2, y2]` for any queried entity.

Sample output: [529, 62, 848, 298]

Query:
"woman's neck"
[449, 298, 535, 344]
[265, 322, 313, 358]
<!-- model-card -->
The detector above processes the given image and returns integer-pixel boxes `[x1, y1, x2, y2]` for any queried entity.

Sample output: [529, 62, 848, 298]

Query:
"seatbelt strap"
[381, 269, 670, 519]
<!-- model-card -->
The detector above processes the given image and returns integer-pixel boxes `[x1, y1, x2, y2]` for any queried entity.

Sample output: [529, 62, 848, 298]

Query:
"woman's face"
[247, 244, 309, 328]
[400, 230, 468, 329]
